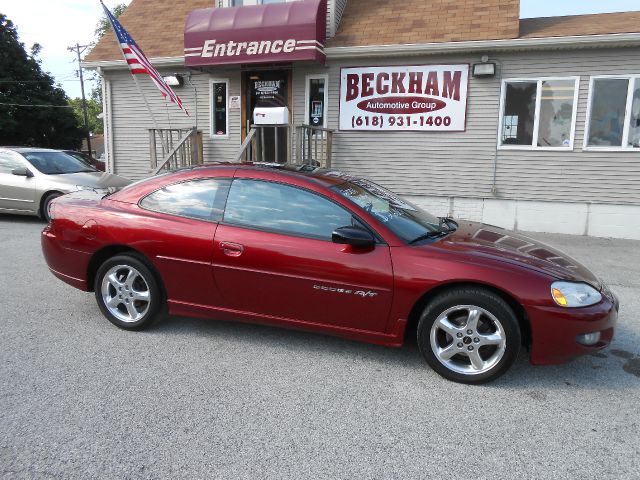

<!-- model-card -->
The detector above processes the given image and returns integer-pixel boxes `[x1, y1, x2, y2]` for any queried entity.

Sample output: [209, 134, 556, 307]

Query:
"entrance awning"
[184, 0, 327, 68]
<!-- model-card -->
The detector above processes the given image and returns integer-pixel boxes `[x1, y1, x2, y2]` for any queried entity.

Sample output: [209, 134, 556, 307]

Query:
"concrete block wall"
[405, 195, 640, 241]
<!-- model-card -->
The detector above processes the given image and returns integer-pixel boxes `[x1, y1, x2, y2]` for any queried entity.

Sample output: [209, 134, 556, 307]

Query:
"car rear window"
[140, 178, 231, 222]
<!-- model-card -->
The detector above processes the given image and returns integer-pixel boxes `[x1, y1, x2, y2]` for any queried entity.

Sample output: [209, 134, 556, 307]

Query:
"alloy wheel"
[429, 304, 507, 375]
[100, 264, 151, 323]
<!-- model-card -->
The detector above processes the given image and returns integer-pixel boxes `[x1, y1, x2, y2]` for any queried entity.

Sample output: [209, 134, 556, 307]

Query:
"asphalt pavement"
[1, 213, 639, 479]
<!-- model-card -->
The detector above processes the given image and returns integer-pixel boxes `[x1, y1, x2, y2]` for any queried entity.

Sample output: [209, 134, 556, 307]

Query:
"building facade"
[85, 0, 640, 239]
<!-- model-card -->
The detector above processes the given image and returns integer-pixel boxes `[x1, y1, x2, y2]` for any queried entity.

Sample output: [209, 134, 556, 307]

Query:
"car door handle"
[220, 242, 244, 257]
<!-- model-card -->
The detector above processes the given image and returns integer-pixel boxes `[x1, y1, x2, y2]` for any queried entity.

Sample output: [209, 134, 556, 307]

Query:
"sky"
[1, 0, 639, 100]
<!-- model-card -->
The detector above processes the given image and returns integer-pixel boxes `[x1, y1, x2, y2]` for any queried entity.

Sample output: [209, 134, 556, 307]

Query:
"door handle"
[220, 241, 244, 257]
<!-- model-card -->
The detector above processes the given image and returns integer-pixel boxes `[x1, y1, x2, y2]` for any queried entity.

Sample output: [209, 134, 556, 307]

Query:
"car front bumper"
[527, 293, 619, 365]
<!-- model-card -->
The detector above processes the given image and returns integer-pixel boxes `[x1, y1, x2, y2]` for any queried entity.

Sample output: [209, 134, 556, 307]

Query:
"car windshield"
[21, 151, 97, 175]
[65, 151, 92, 166]
[331, 178, 450, 244]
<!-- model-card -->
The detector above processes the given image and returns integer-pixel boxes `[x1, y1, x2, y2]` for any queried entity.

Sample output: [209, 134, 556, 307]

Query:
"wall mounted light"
[163, 74, 184, 87]
[472, 62, 496, 78]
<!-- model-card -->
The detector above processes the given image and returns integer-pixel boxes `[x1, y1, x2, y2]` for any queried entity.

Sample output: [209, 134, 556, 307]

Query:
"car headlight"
[551, 281, 602, 308]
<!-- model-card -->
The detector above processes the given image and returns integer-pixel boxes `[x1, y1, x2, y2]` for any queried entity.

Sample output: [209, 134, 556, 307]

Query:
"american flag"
[101, 1, 189, 115]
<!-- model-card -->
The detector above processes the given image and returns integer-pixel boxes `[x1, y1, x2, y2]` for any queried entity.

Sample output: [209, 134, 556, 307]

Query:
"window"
[585, 76, 640, 149]
[305, 74, 328, 128]
[223, 179, 353, 240]
[140, 178, 231, 222]
[0, 152, 25, 174]
[210, 80, 229, 138]
[331, 178, 443, 244]
[499, 78, 579, 149]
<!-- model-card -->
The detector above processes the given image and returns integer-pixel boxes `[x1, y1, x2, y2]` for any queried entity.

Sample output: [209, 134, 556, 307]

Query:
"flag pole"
[100, 0, 165, 151]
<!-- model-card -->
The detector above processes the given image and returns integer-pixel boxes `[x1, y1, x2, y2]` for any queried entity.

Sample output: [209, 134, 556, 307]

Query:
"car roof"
[187, 162, 358, 188]
[0, 147, 62, 153]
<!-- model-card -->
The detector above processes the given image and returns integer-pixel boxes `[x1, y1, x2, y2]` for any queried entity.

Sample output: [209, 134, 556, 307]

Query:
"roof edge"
[83, 56, 185, 70]
[83, 32, 640, 69]
[326, 32, 640, 58]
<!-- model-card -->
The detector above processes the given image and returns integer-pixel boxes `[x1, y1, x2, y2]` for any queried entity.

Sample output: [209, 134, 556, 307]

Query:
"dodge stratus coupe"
[41, 164, 618, 383]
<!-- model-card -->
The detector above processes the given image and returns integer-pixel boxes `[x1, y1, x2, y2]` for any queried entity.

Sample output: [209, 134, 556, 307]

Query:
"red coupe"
[41, 164, 618, 383]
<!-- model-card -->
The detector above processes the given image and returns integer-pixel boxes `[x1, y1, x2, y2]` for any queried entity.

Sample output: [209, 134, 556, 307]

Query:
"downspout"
[186, 72, 198, 131]
[490, 58, 504, 196]
[106, 77, 115, 174]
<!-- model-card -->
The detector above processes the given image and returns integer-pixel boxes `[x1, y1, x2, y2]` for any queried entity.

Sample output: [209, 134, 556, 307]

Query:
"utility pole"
[68, 43, 93, 157]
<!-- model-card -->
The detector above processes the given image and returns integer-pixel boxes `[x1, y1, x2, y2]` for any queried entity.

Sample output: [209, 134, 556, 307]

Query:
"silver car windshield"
[21, 151, 97, 175]
[331, 179, 444, 243]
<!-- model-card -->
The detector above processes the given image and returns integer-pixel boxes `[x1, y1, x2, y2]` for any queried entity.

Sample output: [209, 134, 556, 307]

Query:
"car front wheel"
[40, 192, 62, 222]
[417, 287, 521, 384]
[94, 255, 162, 330]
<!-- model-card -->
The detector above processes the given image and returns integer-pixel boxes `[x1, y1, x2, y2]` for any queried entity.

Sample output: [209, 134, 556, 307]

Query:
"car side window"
[223, 179, 353, 240]
[140, 178, 231, 222]
[0, 152, 25, 174]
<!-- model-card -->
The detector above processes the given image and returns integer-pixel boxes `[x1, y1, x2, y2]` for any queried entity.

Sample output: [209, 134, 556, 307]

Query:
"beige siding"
[327, 0, 348, 38]
[106, 46, 640, 205]
[106, 69, 241, 179]
[294, 47, 640, 205]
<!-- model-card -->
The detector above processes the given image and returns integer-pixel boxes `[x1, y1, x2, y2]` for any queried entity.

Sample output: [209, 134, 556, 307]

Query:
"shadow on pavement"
[0, 213, 44, 225]
[146, 312, 639, 390]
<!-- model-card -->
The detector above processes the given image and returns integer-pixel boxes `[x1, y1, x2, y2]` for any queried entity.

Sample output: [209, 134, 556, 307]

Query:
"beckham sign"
[339, 65, 469, 131]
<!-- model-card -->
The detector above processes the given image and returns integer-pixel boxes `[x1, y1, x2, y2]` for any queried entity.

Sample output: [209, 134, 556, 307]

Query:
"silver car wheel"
[430, 305, 507, 376]
[100, 265, 151, 323]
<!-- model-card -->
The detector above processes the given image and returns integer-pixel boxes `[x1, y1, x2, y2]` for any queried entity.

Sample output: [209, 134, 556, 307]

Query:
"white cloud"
[3, 0, 132, 99]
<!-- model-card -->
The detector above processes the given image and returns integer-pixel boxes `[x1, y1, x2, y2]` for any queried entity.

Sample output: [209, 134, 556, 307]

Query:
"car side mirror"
[332, 226, 375, 248]
[12, 167, 33, 178]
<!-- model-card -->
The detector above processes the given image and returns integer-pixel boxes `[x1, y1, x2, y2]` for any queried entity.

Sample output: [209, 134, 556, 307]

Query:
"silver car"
[0, 147, 131, 221]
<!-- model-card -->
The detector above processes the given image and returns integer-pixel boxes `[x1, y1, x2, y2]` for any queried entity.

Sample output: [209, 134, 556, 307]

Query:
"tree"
[0, 14, 83, 148]
[89, 3, 127, 103]
[69, 97, 103, 135]
[95, 3, 128, 40]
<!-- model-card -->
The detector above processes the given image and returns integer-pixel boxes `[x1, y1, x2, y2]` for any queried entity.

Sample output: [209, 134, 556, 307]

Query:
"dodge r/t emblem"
[313, 284, 378, 298]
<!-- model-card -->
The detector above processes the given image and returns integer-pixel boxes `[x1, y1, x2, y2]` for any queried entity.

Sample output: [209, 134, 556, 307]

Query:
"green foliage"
[0, 14, 83, 148]
[69, 97, 103, 135]
[94, 3, 128, 40]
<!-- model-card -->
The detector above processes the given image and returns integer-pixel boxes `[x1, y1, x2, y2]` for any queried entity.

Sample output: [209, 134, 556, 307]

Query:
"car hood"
[47, 172, 131, 189]
[429, 221, 601, 287]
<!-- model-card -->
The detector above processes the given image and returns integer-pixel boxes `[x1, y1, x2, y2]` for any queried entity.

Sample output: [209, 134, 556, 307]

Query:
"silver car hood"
[45, 172, 131, 189]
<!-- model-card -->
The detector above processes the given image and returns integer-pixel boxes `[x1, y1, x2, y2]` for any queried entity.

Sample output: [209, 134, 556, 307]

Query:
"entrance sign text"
[339, 65, 469, 131]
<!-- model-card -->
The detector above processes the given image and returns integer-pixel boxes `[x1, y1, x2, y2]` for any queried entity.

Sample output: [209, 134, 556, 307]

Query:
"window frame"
[304, 73, 329, 129]
[138, 177, 232, 224]
[583, 74, 640, 152]
[497, 76, 580, 151]
[209, 78, 230, 140]
[221, 178, 384, 244]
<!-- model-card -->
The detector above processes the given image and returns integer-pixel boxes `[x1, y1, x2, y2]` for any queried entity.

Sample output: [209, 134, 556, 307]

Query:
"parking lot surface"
[1, 214, 639, 479]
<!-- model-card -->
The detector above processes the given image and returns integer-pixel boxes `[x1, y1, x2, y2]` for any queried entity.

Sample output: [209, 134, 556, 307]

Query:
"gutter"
[81, 32, 640, 69]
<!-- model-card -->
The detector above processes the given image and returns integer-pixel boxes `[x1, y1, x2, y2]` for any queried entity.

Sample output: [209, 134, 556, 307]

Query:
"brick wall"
[329, 0, 520, 47]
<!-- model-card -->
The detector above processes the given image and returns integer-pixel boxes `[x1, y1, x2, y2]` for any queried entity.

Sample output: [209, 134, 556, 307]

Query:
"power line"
[0, 102, 74, 108]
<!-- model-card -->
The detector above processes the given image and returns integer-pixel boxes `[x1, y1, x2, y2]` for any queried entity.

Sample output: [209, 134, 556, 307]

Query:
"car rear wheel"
[417, 288, 521, 384]
[94, 255, 162, 330]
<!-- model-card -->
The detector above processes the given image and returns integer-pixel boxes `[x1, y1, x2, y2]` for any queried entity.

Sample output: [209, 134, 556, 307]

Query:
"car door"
[0, 152, 37, 213]
[212, 177, 394, 333]
[135, 177, 232, 309]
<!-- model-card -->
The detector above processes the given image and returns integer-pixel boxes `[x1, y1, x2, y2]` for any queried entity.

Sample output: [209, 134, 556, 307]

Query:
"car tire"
[94, 254, 163, 331]
[417, 287, 521, 384]
[40, 192, 62, 222]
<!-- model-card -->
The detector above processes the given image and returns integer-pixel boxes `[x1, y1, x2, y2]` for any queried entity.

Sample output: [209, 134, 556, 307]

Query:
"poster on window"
[339, 65, 469, 131]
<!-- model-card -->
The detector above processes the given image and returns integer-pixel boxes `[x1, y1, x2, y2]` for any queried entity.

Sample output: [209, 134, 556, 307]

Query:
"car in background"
[63, 150, 106, 172]
[41, 164, 618, 384]
[0, 147, 130, 222]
